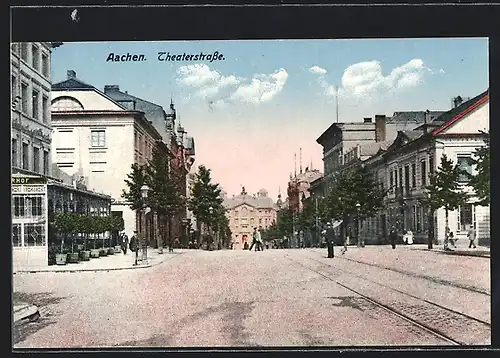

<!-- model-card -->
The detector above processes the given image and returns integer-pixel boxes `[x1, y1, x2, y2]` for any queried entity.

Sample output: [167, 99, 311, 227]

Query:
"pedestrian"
[467, 227, 477, 248]
[444, 226, 452, 251]
[168, 238, 174, 253]
[121, 231, 129, 254]
[389, 225, 397, 249]
[326, 223, 335, 258]
[129, 231, 139, 265]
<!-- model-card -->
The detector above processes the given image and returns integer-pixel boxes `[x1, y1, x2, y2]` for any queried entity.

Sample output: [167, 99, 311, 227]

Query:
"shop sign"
[12, 176, 47, 185]
[12, 185, 47, 194]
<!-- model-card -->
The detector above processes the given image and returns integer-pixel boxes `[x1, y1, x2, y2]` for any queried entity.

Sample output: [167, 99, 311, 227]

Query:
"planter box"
[55, 253, 67, 265]
[67, 252, 80, 263]
[99, 249, 108, 257]
[107, 247, 115, 255]
[114, 246, 122, 253]
[90, 249, 101, 258]
[80, 250, 91, 261]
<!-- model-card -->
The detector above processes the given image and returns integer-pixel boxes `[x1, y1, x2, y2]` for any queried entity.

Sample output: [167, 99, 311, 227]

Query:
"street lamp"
[355, 202, 361, 248]
[208, 206, 214, 250]
[140, 184, 149, 263]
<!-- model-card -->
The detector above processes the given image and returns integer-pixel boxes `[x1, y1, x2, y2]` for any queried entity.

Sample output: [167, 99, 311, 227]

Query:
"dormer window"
[51, 96, 84, 111]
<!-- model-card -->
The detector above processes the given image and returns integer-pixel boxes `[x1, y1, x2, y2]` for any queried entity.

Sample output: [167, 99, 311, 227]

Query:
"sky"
[51, 38, 489, 200]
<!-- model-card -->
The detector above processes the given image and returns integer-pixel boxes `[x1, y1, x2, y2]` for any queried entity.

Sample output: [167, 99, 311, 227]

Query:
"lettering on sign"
[12, 176, 47, 185]
[11, 185, 46, 194]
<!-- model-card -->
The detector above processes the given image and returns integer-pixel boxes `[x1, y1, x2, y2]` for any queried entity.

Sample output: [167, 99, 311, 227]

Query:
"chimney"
[67, 70, 76, 79]
[453, 96, 463, 108]
[423, 109, 430, 134]
[374, 115, 387, 142]
[363, 117, 372, 123]
[104, 85, 120, 93]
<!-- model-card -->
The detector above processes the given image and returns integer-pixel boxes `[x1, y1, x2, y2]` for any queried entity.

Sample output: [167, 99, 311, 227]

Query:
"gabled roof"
[52, 78, 96, 91]
[432, 89, 489, 135]
[223, 192, 277, 210]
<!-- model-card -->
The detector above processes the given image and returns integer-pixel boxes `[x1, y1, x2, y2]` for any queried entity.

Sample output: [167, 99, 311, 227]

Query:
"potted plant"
[53, 212, 72, 265]
[94, 216, 108, 257]
[78, 214, 91, 261]
[66, 213, 80, 264]
[89, 214, 101, 258]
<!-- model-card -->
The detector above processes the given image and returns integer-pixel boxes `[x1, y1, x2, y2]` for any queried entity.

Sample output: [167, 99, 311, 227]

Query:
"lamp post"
[209, 206, 213, 250]
[356, 202, 361, 248]
[140, 184, 149, 264]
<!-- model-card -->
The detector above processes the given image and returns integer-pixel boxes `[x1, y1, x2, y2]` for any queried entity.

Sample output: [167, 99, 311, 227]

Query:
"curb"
[418, 248, 490, 258]
[13, 253, 182, 274]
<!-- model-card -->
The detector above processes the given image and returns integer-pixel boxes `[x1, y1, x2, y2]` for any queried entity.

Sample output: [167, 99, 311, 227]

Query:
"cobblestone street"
[13, 247, 491, 348]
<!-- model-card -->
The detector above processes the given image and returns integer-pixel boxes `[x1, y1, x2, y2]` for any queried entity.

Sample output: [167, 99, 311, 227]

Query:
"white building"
[50, 70, 163, 237]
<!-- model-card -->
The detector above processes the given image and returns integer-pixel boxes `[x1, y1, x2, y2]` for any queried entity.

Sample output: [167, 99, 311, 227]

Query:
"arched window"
[51, 96, 84, 111]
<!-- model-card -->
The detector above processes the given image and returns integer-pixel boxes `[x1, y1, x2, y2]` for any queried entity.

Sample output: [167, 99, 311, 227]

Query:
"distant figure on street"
[444, 226, 453, 251]
[389, 226, 397, 249]
[121, 231, 129, 254]
[129, 231, 139, 265]
[467, 227, 477, 248]
[174, 237, 180, 249]
[243, 241, 249, 250]
[326, 223, 335, 258]
[448, 231, 456, 248]
[188, 240, 193, 249]
[249, 227, 263, 251]
[403, 230, 413, 245]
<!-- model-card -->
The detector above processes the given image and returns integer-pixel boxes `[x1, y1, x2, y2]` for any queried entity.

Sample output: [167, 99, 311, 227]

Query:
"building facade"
[223, 187, 278, 249]
[50, 71, 164, 239]
[11, 42, 54, 177]
[355, 90, 490, 246]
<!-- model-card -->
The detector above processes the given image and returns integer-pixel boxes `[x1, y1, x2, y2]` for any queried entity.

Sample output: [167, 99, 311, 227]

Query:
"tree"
[276, 208, 294, 238]
[427, 153, 468, 249]
[297, 196, 317, 247]
[145, 147, 186, 248]
[324, 166, 387, 246]
[188, 165, 223, 244]
[122, 163, 148, 234]
[469, 131, 490, 206]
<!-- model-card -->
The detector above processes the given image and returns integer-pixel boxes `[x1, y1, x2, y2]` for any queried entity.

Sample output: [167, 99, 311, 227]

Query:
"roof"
[52, 78, 96, 91]
[104, 86, 172, 142]
[432, 89, 489, 135]
[387, 111, 444, 124]
[223, 191, 277, 210]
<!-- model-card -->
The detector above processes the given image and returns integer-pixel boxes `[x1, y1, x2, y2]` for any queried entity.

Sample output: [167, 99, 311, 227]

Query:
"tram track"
[286, 253, 491, 346]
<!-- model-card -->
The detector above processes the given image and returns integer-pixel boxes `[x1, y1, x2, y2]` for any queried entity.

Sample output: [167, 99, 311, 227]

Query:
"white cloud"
[309, 59, 443, 100]
[309, 66, 327, 75]
[231, 68, 288, 104]
[177, 65, 288, 106]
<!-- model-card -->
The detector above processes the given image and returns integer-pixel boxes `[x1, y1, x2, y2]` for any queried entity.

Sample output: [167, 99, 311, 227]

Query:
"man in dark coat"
[129, 231, 139, 265]
[389, 226, 398, 249]
[326, 223, 335, 258]
[121, 232, 129, 255]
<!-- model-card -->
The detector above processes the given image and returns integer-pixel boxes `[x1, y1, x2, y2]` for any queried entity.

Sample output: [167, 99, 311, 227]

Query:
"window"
[416, 206, 422, 233]
[42, 96, 49, 124]
[33, 147, 40, 173]
[13, 196, 25, 218]
[42, 53, 49, 77]
[11, 43, 19, 54]
[91, 130, 106, 147]
[411, 163, 416, 188]
[399, 167, 403, 188]
[458, 204, 474, 232]
[420, 160, 427, 187]
[12, 138, 18, 167]
[32, 89, 39, 120]
[52, 97, 85, 111]
[22, 142, 29, 170]
[24, 223, 46, 246]
[429, 156, 434, 174]
[12, 224, 22, 247]
[21, 83, 29, 114]
[457, 155, 473, 182]
[389, 171, 394, 189]
[11, 75, 17, 103]
[32, 45, 40, 71]
[21, 43, 28, 61]
[43, 150, 49, 175]
[26, 196, 44, 217]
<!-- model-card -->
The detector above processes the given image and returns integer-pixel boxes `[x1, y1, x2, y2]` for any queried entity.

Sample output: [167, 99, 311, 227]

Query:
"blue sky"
[51, 38, 489, 199]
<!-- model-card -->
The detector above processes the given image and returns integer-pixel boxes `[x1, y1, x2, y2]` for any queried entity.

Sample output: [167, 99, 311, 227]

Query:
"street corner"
[13, 303, 40, 325]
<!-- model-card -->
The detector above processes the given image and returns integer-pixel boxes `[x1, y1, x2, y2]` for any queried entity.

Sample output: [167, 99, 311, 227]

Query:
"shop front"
[12, 175, 49, 270]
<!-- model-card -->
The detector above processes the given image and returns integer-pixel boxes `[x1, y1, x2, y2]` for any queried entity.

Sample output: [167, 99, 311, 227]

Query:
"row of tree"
[262, 133, 490, 248]
[122, 144, 231, 249]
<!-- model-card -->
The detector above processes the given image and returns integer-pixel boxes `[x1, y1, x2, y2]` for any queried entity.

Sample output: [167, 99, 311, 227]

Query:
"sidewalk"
[408, 242, 490, 258]
[13, 248, 183, 274]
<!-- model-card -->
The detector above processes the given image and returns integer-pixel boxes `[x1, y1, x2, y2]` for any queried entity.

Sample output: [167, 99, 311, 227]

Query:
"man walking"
[389, 225, 397, 249]
[467, 226, 477, 248]
[121, 231, 129, 255]
[256, 227, 263, 251]
[129, 231, 139, 265]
